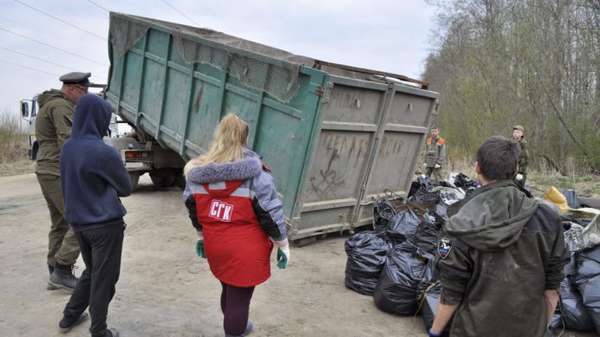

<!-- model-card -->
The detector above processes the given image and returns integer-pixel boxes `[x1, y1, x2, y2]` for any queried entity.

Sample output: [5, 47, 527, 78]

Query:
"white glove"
[434, 164, 441, 169]
[423, 163, 427, 167]
[274, 238, 289, 247]
[516, 174, 523, 181]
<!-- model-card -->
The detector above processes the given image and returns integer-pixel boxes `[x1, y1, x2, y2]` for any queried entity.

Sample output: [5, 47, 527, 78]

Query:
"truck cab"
[20, 98, 38, 160]
[20, 96, 126, 161]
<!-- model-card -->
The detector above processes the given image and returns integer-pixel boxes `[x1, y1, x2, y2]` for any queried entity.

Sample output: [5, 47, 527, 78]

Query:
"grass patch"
[527, 173, 600, 198]
[447, 157, 600, 198]
[0, 109, 32, 176]
[0, 110, 28, 163]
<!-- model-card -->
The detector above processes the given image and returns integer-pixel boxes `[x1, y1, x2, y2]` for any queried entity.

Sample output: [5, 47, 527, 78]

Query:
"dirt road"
[0, 174, 594, 337]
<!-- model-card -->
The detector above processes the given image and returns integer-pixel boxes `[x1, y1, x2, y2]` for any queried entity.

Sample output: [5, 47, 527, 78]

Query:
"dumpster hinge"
[315, 85, 325, 97]
[315, 82, 333, 103]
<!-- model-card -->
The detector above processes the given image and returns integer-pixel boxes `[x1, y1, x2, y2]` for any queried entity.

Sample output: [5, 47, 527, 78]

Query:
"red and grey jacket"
[183, 150, 287, 241]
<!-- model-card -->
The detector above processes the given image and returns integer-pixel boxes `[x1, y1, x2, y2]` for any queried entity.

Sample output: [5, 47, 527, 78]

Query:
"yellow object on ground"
[543, 186, 570, 213]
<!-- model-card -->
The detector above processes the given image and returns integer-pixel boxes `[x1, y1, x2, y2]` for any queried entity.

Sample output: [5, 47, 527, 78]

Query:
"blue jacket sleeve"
[250, 170, 287, 241]
[98, 147, 132, 197]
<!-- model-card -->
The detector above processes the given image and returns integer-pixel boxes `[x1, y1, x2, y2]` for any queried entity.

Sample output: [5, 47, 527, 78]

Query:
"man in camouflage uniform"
[512, 125, 528, 189]
[36, 72, 96, 291]
[424, 127, 447, 182]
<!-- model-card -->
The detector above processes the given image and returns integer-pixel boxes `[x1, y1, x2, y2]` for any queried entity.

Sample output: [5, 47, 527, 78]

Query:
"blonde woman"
[183, 113, 290, 337]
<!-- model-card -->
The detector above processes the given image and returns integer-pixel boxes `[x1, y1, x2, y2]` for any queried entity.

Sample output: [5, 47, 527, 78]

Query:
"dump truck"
[105, 13, 440, 241]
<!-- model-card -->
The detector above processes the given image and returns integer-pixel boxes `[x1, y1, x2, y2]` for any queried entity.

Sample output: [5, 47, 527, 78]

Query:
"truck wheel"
[129, 172, 140, 191]
[174, 169, 186, 190]
[150, 168, 176, 188]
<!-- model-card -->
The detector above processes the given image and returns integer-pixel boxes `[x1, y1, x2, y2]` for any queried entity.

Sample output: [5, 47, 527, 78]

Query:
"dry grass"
[528, 173, 600, 198]
[447, 157, 600, 198]
[0, 110, 28, 161]
[0, 159, 34, 177]
[0, 110, 33, 176]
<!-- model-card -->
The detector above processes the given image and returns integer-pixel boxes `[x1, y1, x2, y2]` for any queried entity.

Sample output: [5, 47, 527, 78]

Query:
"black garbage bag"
[418, 257, 439, 297]
[437, 187, 466, 206]
[452, 173, 479, 191]
[345, 232, 390, 295]
[421, 285, 451, 337]
[574, 246, 600, 334]
[386, 210, 420, 244]
[434, 203, 449, 224]
[373, 244, 427, 315]
[409, 215, 440, 259]
[550, 277, 595, 331]
[408, 176, 440, 207]
[373, 199, 397, 232]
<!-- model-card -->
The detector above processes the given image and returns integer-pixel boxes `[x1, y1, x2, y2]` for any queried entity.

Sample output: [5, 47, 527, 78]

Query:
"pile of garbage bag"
[449, 172, 479, 193]
[346, 177, 600, 335]
[573, 246, 600, 334]
[345, 174, 473, 331]
[547, 188, 600, 334]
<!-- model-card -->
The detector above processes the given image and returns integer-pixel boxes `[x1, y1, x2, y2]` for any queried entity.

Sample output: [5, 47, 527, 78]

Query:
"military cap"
[59, 72, 102, 87]
[513, 125, 525, 132]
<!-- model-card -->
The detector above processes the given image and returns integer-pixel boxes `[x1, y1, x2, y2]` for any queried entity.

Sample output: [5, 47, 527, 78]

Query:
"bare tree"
[424, 0, 600, 174]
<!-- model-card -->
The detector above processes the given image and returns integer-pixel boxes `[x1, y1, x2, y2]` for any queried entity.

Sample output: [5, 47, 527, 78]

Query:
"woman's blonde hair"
[184, 113, 249, 176]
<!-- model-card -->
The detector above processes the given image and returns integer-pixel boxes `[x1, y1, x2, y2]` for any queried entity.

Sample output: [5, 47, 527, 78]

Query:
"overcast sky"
[0, 0, 437, 113]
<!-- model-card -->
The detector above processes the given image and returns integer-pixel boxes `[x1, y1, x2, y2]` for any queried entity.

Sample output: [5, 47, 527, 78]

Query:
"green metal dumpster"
[106, 13, 439, 240]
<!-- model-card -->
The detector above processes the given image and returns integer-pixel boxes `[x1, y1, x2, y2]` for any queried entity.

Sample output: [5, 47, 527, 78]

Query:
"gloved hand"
[195, 231, 206, 259]
[423, 163, 427, 167]
[274, 239, 290, 269]
[428, 329, 442, 337]
[434, 164, 441, 169]
[516, 173, 523, 181]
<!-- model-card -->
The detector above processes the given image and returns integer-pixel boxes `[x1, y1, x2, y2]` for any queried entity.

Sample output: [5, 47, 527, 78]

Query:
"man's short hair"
[476, 136, 520, 180]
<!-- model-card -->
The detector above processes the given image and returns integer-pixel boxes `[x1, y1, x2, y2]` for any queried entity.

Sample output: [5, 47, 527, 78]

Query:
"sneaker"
[225, 321, 254, 337]
[243, 321, 254, 336]
[48, 264, 79, 292]
[59, 312, 88, 333]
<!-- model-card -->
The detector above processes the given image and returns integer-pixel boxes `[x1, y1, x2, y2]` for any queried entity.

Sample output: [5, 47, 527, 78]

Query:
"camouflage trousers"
[425, 167, 444, 182]
[36, 174, 80, 267]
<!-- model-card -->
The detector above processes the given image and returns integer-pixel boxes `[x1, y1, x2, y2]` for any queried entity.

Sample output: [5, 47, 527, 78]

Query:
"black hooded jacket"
[60, 94, 131, 230]
[438, 180, 567, 337]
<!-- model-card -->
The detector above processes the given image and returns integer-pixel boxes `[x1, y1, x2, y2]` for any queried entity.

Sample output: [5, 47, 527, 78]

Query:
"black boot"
[59, 312, 88, 333]
[48, 264, 54, 275]
[105, 328, 120, 337]
[49, 264, 79, 292]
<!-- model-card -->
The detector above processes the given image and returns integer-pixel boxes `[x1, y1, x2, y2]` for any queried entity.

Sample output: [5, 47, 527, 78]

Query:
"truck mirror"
[21, 101, 29, 118]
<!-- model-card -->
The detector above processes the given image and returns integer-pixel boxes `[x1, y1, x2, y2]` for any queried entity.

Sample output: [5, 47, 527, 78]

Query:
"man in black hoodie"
[429, 136, 567, 337]
[58, 94, 131, 337]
